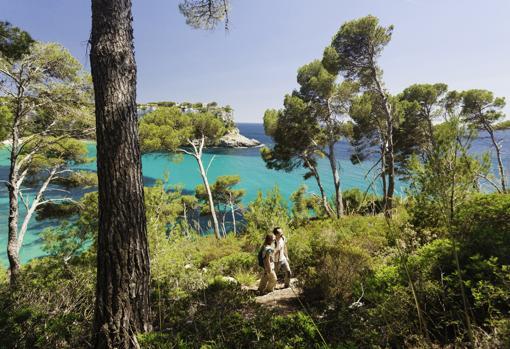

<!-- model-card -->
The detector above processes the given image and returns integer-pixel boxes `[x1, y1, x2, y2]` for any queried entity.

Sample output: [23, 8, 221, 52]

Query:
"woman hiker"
[273, 227, 292, 288]
[257, 234, 277, 294]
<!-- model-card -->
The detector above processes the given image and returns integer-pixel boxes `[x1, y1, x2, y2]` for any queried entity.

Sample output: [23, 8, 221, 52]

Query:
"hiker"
[274, 227, 291, 288]
[257, 234, 277, 294]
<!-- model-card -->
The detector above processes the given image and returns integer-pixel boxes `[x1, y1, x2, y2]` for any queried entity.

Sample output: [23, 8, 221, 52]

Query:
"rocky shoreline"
[217, 128, 262, 148]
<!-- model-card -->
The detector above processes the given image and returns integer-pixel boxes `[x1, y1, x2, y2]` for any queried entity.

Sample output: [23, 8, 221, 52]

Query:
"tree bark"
[7, 134, 20, 285]
[91, 0, 151, 347]
[6, 74, 23, 286]
[327, 143, 343, 218]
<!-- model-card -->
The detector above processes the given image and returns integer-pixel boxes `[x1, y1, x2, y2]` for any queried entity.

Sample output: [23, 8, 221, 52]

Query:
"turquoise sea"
[1, 123, 509, 265]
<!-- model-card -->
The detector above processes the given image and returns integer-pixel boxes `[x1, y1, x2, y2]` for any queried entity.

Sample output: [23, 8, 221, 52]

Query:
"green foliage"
[195, 175, 244, 234]
[329, 15, 393, 86]
[261, 94, 321, 174]
[52, 170, 98, 188]
[207, 251, 256, 276]
[1, 40, 93, 140]
[461, 89, 506, 128]
[196, 175, 244, 210]
[348, 90, 393, 163]
[141, 280, 325, 348]
[0, 102, 12, 141]
[0, 256, 95, 348]
[289, 185, 321, 225]
[0, 21, 34, 60]
[36, 201, 80, 221]
[139, 106, 228, 152]
[262, 108, 279, 137]
[395, 83, 449, 169]
[190, 112, 226, 141]
[40, 192, 98, 259]
[179, 0, 230, 30]
[298, 217, 388, 302]
[139, 106, 193, 152]
[342, 188, 383, 215]
[407, 118, 490, 232]
[24, 137, 91, 176]
[456, 193, 510, 264]
[243, 186, 290, 245]
[494, 120, 510, 130]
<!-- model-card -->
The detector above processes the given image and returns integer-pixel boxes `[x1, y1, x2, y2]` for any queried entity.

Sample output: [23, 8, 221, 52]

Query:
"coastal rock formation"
[217, 128, 262, 148]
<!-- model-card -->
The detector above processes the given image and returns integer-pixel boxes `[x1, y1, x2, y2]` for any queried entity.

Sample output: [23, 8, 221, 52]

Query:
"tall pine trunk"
[386, 125, 396, 216]
[7, 141, 20, 285]
[328, 143, 343, 218]
[6, 87, 23, 285]
[91, 0, 151, 347]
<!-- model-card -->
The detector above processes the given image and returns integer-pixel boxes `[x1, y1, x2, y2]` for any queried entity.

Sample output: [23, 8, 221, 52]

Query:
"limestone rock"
[217, 128, 262, 148]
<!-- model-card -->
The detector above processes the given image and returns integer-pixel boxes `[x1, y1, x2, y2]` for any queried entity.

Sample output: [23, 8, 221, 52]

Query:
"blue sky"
[2, 0, 510, 122]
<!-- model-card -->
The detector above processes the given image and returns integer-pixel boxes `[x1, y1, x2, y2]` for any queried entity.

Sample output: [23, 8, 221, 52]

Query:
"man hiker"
[258, 234, 277, 294]
[274, 227, 291, 288]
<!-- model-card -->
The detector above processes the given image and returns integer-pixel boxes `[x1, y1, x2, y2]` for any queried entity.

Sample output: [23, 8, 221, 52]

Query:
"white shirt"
[275, 237, 287, 263]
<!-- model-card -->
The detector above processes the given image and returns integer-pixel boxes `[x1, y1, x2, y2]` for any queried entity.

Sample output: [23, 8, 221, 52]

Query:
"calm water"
[1, 123, 509, 265]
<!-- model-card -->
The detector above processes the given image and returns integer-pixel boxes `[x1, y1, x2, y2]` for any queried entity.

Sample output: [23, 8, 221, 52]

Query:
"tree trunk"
[386, 133, 396, 217]
[303, 156, 334, 218]
[373, 71, 395, 217]
[7, 162, 20, 285]
[327, 143, 343, 218]
[183, 201, 190, 236]
[7, 114, 21, 285]
[486, 126, 507, 192]
[230, 200, 237, 235]
[91, 0, 151, 347]
[380, 143, 388, 212]
[195, 152, 221, 239]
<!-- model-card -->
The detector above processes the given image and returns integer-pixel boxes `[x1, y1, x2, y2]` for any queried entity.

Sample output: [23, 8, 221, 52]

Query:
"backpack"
[257, 247, 265, 267]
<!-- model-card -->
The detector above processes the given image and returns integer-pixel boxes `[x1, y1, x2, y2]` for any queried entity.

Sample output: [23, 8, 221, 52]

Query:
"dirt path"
[243, 278, 303, 315]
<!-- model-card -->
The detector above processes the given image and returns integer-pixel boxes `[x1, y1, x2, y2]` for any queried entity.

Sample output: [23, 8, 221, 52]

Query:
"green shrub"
[456, 193, 510, 264]
[208, 251, 256, 277]
[0, 255, 95, 349]
[294, 216, 388, 304]
[342, 188, 384, 215]
[243, 186, 290, 247]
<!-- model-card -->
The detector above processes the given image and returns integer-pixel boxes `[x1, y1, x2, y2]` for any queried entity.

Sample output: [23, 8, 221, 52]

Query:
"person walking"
[257, 234, 277, 294]
[273, 227, 292, 288]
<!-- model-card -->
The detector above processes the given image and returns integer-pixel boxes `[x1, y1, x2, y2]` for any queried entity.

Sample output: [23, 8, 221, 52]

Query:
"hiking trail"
[243, 278, 302, 315]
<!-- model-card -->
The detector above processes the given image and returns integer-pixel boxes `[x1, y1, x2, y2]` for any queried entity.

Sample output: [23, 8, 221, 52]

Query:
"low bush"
[0, 255, 95, 349]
